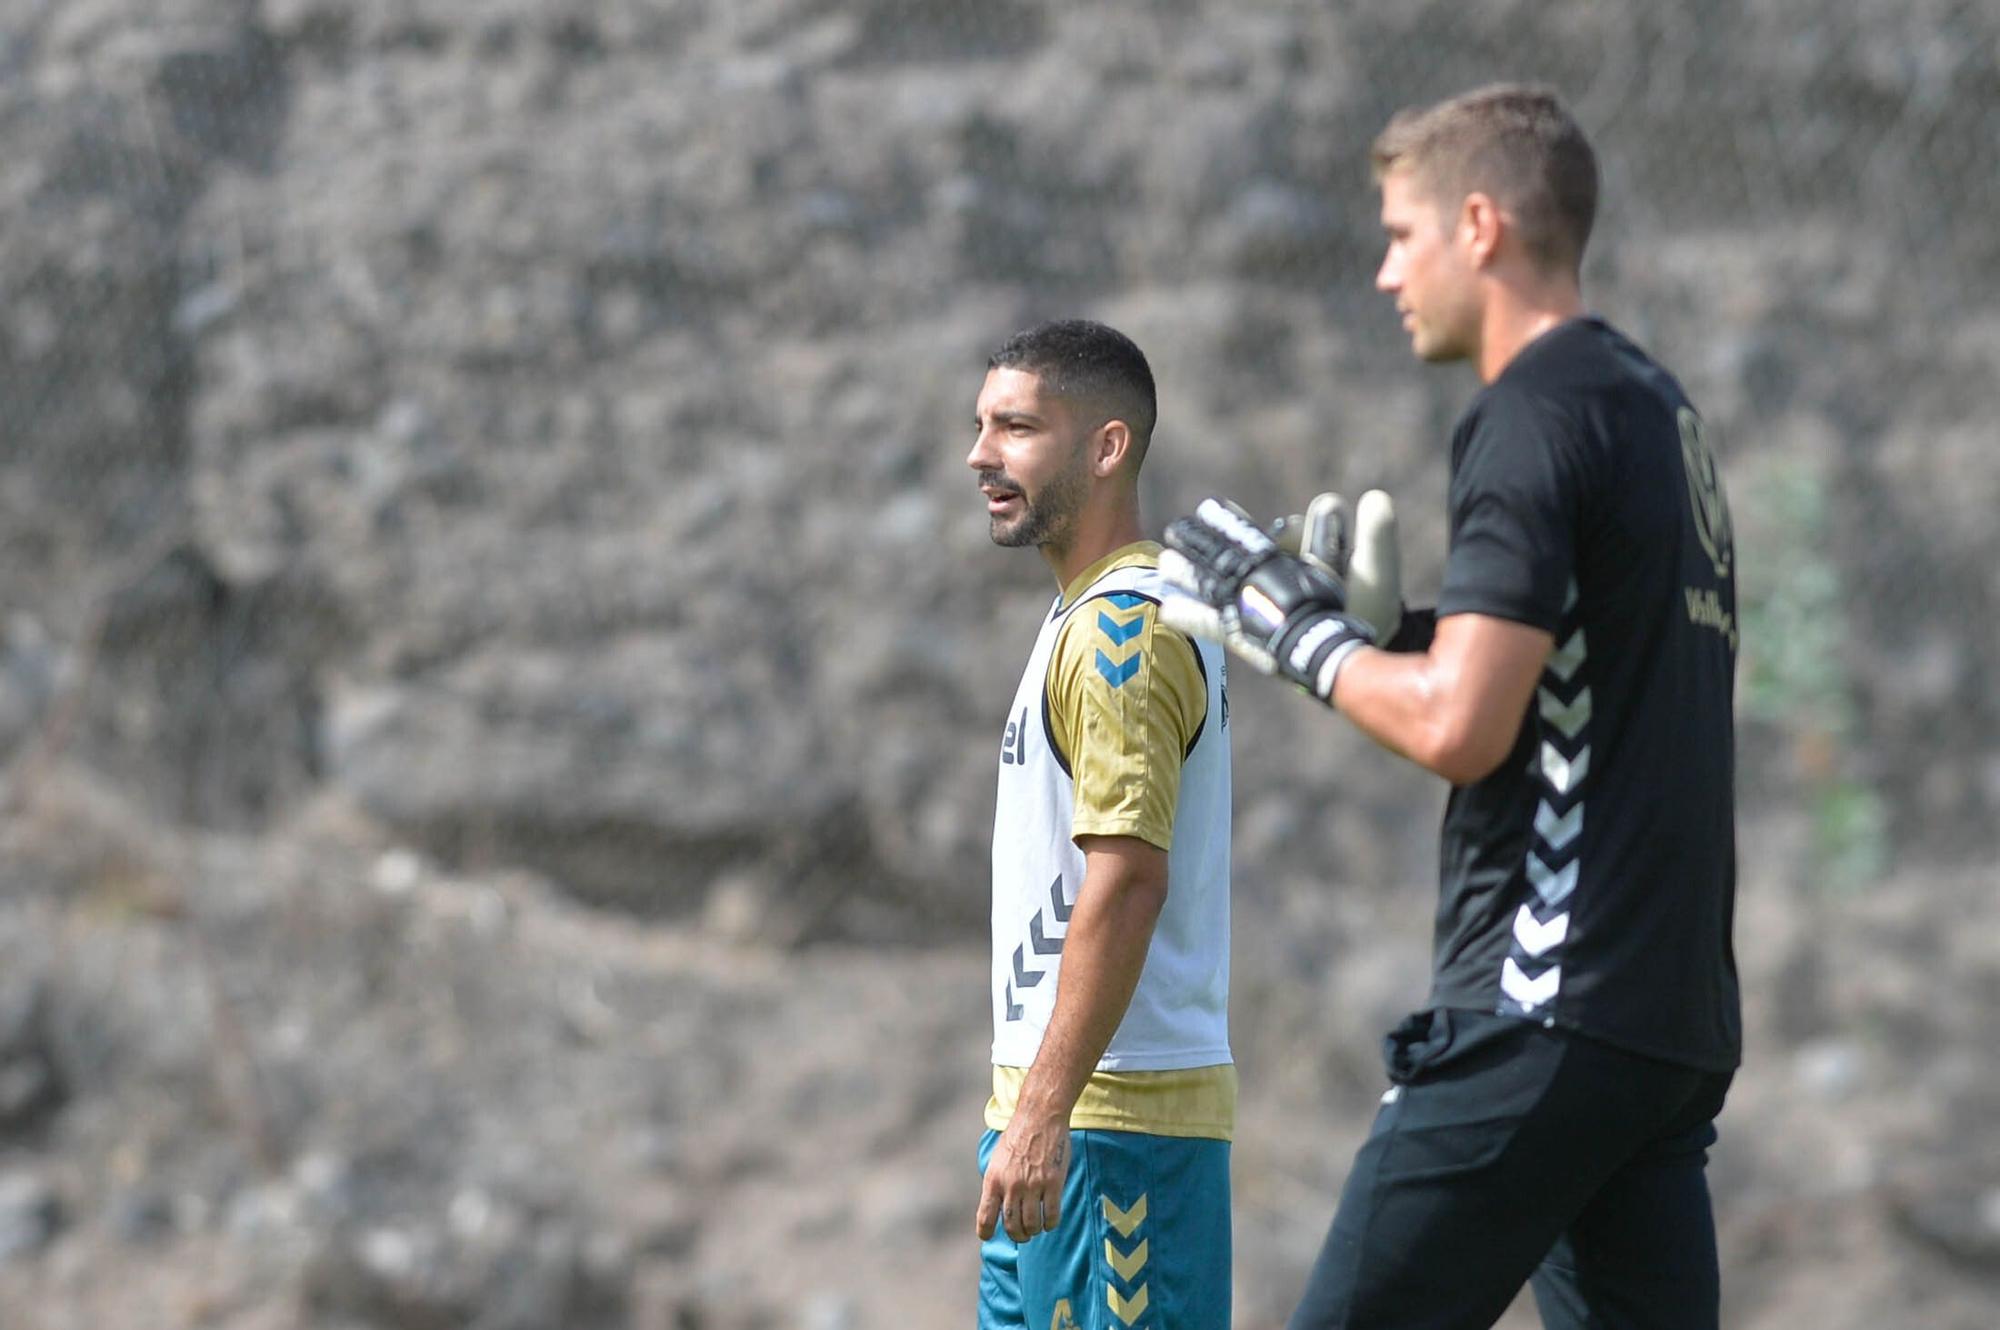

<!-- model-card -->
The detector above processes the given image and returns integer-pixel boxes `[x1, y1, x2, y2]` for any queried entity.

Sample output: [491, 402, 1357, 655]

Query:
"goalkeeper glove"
[1346, 489, 1403, 643]
[1267, 489, 1405, 642]
[1170, 492, 1349, 647]
[1269, 490, 1351, 577]
[1158, 498, 1375, 703]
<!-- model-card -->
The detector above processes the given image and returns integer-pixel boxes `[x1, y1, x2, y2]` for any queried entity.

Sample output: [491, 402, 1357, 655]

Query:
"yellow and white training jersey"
[987, 542, 1234, 1141]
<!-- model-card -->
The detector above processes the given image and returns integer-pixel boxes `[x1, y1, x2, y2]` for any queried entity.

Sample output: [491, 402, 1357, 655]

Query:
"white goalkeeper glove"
[1346, 489, 1402, 644]
[1269, 490, 1352, 577]
[1158, 498, 1375, 703]
[1267, 489, 1404, 642]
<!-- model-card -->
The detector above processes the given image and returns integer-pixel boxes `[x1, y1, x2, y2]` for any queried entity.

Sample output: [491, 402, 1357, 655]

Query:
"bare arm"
[975, 835, 1168, 1243]
[1331, 611, 1553, 785]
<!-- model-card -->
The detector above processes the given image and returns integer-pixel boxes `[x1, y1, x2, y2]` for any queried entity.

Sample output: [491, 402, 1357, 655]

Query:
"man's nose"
[967, 426, 996, 470]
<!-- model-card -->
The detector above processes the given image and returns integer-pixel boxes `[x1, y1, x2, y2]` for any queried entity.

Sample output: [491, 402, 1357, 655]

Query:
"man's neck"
[1476, 279, 1586, 384]
[1042, 505, 1147, 592]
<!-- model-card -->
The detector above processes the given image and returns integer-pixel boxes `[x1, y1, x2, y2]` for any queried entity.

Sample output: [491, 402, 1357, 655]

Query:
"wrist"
[1314, 636, 1370, 701]
[1009, 1090, 1074, 1133]
[1275, 609, 1375, 700]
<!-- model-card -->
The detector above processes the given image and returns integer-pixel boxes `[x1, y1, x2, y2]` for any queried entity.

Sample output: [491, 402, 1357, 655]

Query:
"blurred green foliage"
[1736, 459, 1887, 891]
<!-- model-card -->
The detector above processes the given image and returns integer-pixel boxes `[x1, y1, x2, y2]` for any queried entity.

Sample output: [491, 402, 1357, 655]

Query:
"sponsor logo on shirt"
[1001, 706, 1028, 765]
[1678, 407, 1734, 581]
[1684, 585, 1739, 653]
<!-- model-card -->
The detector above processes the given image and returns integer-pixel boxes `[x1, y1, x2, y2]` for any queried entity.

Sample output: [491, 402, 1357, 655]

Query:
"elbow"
[1417, 716, 1519, 787]
[1126, 869, 1170, 915]
[1430, 747, 1505, 787]
[1116, 864, 1171, 924]
[1074, 835, 1171, 916]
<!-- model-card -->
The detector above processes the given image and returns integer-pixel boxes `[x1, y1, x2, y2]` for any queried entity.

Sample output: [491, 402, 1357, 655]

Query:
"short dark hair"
[1370, 83, 1598, 274]
[988, 319, 1158, 458]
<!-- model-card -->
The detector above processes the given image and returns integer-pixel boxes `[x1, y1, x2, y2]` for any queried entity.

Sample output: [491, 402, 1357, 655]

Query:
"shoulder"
[1462, 375, 1583, 447]
[1053, 587, 1192, 684]
[1049, 548, 1209, 693]
[1049, 583, 1208, 742]
[1451, 387, 1584, 508]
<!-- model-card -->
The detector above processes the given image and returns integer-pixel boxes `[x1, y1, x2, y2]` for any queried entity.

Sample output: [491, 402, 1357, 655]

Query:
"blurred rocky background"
[1, 0, 1996, 1326]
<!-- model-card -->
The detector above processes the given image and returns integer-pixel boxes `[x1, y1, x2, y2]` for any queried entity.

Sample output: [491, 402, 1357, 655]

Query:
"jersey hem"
[1432, 598, 1562, 634]
[1069, 815, 1172, 852]
[1549, 1012, 1742, 1074]
[1425, 1001, 1742, 1074]
[982, 1105, 1235, 1142]
[989, 1049, 1236, 1071]
[985, 1062, 1237, 1141]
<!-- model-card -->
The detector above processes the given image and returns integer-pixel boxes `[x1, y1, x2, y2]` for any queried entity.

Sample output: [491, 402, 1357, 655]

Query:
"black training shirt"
[1427, 316, 1740, 1072]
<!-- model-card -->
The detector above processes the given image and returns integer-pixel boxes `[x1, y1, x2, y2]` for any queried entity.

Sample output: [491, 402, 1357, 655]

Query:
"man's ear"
[1460, 191, 1505, 269]
[1093, 420, 1133, 476]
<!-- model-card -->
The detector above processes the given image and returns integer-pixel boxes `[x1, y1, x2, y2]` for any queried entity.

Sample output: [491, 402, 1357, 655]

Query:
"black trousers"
[1288, 1009, 1734, 1330]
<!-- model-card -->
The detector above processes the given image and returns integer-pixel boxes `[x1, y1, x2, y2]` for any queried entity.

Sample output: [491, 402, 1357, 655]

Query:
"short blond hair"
[1370, 84, 1598, 273]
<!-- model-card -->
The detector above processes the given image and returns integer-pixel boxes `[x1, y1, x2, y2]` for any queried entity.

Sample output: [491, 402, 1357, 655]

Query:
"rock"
[301, 1213, 629, 1330]
[104, 1188, 174, 1246]
[8, 0, 1990, 926]
[0, 1173, 62, 1262]
[0, 3, 1996, 1328]
[1794, 1038, 1865, 1103]
[1892, 1183, 2000, 1272]
[0, 976, 65, 1133]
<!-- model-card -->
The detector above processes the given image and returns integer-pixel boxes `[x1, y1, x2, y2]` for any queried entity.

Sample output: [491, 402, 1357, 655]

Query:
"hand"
[1269, 490, 1352, 577]
[1269, 490, 1403, 640]
[1160, 497, 1376, 702]
[1167, 491, 1348, 647]
[1345, 489, 1403, 643]
[976, 1110, 1071, 1244]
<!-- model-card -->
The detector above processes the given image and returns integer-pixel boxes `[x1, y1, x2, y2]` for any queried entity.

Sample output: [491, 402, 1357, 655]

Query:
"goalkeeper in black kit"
[1162, 85, 1742, 1330]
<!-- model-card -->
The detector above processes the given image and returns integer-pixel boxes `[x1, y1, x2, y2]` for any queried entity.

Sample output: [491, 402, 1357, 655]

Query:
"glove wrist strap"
[1312, 637, 1368, 701]
[1273, 610, 1374, 702]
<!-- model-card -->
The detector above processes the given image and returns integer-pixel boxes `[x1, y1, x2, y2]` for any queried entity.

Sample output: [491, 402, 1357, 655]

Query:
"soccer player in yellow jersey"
[968, 320, 1234, 1330]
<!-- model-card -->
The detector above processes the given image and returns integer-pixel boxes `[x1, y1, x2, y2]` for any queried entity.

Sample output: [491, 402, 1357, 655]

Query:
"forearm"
[1012, 847, 1166, 1124]
[1329, 644, 1462, 776]
[1330, 613, 1553, 785]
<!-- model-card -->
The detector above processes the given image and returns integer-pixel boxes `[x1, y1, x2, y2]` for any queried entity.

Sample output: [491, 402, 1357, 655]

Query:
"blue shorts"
[978, 1127, 1230, 1330]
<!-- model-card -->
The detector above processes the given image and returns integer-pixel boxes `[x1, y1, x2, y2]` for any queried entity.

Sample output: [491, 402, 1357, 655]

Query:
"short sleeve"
[1435, 385, 1586, 632]
[1046, 594, 1208, 853]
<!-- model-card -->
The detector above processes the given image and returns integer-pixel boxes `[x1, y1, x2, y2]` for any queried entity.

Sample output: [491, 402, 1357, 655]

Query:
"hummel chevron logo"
[1099, 610, 1145, 646]
[1527, 852, 1578, 907]
[1004, 983, 1022, 1021]
[1105, 592, 1146, 610]
[1512, 903, 1570, 957]
[1105, 1236, 1148, 1281]
[1546, 628, 1587, 683]
[1049, 873, 1072, 923]
[1096, 648, 1141, 688]
[1539, 741, 1590, 794]
[1029, 912, 1064, 955]
[1106, 1284, 1150, 1325]
[1537, 685, 1592, 740]
[1102, 1193, 1147, 1238]
[1013, 945, 1045, 989]
[1501, 956, 1561, 1011]
[1534, 800, 1583, 851]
